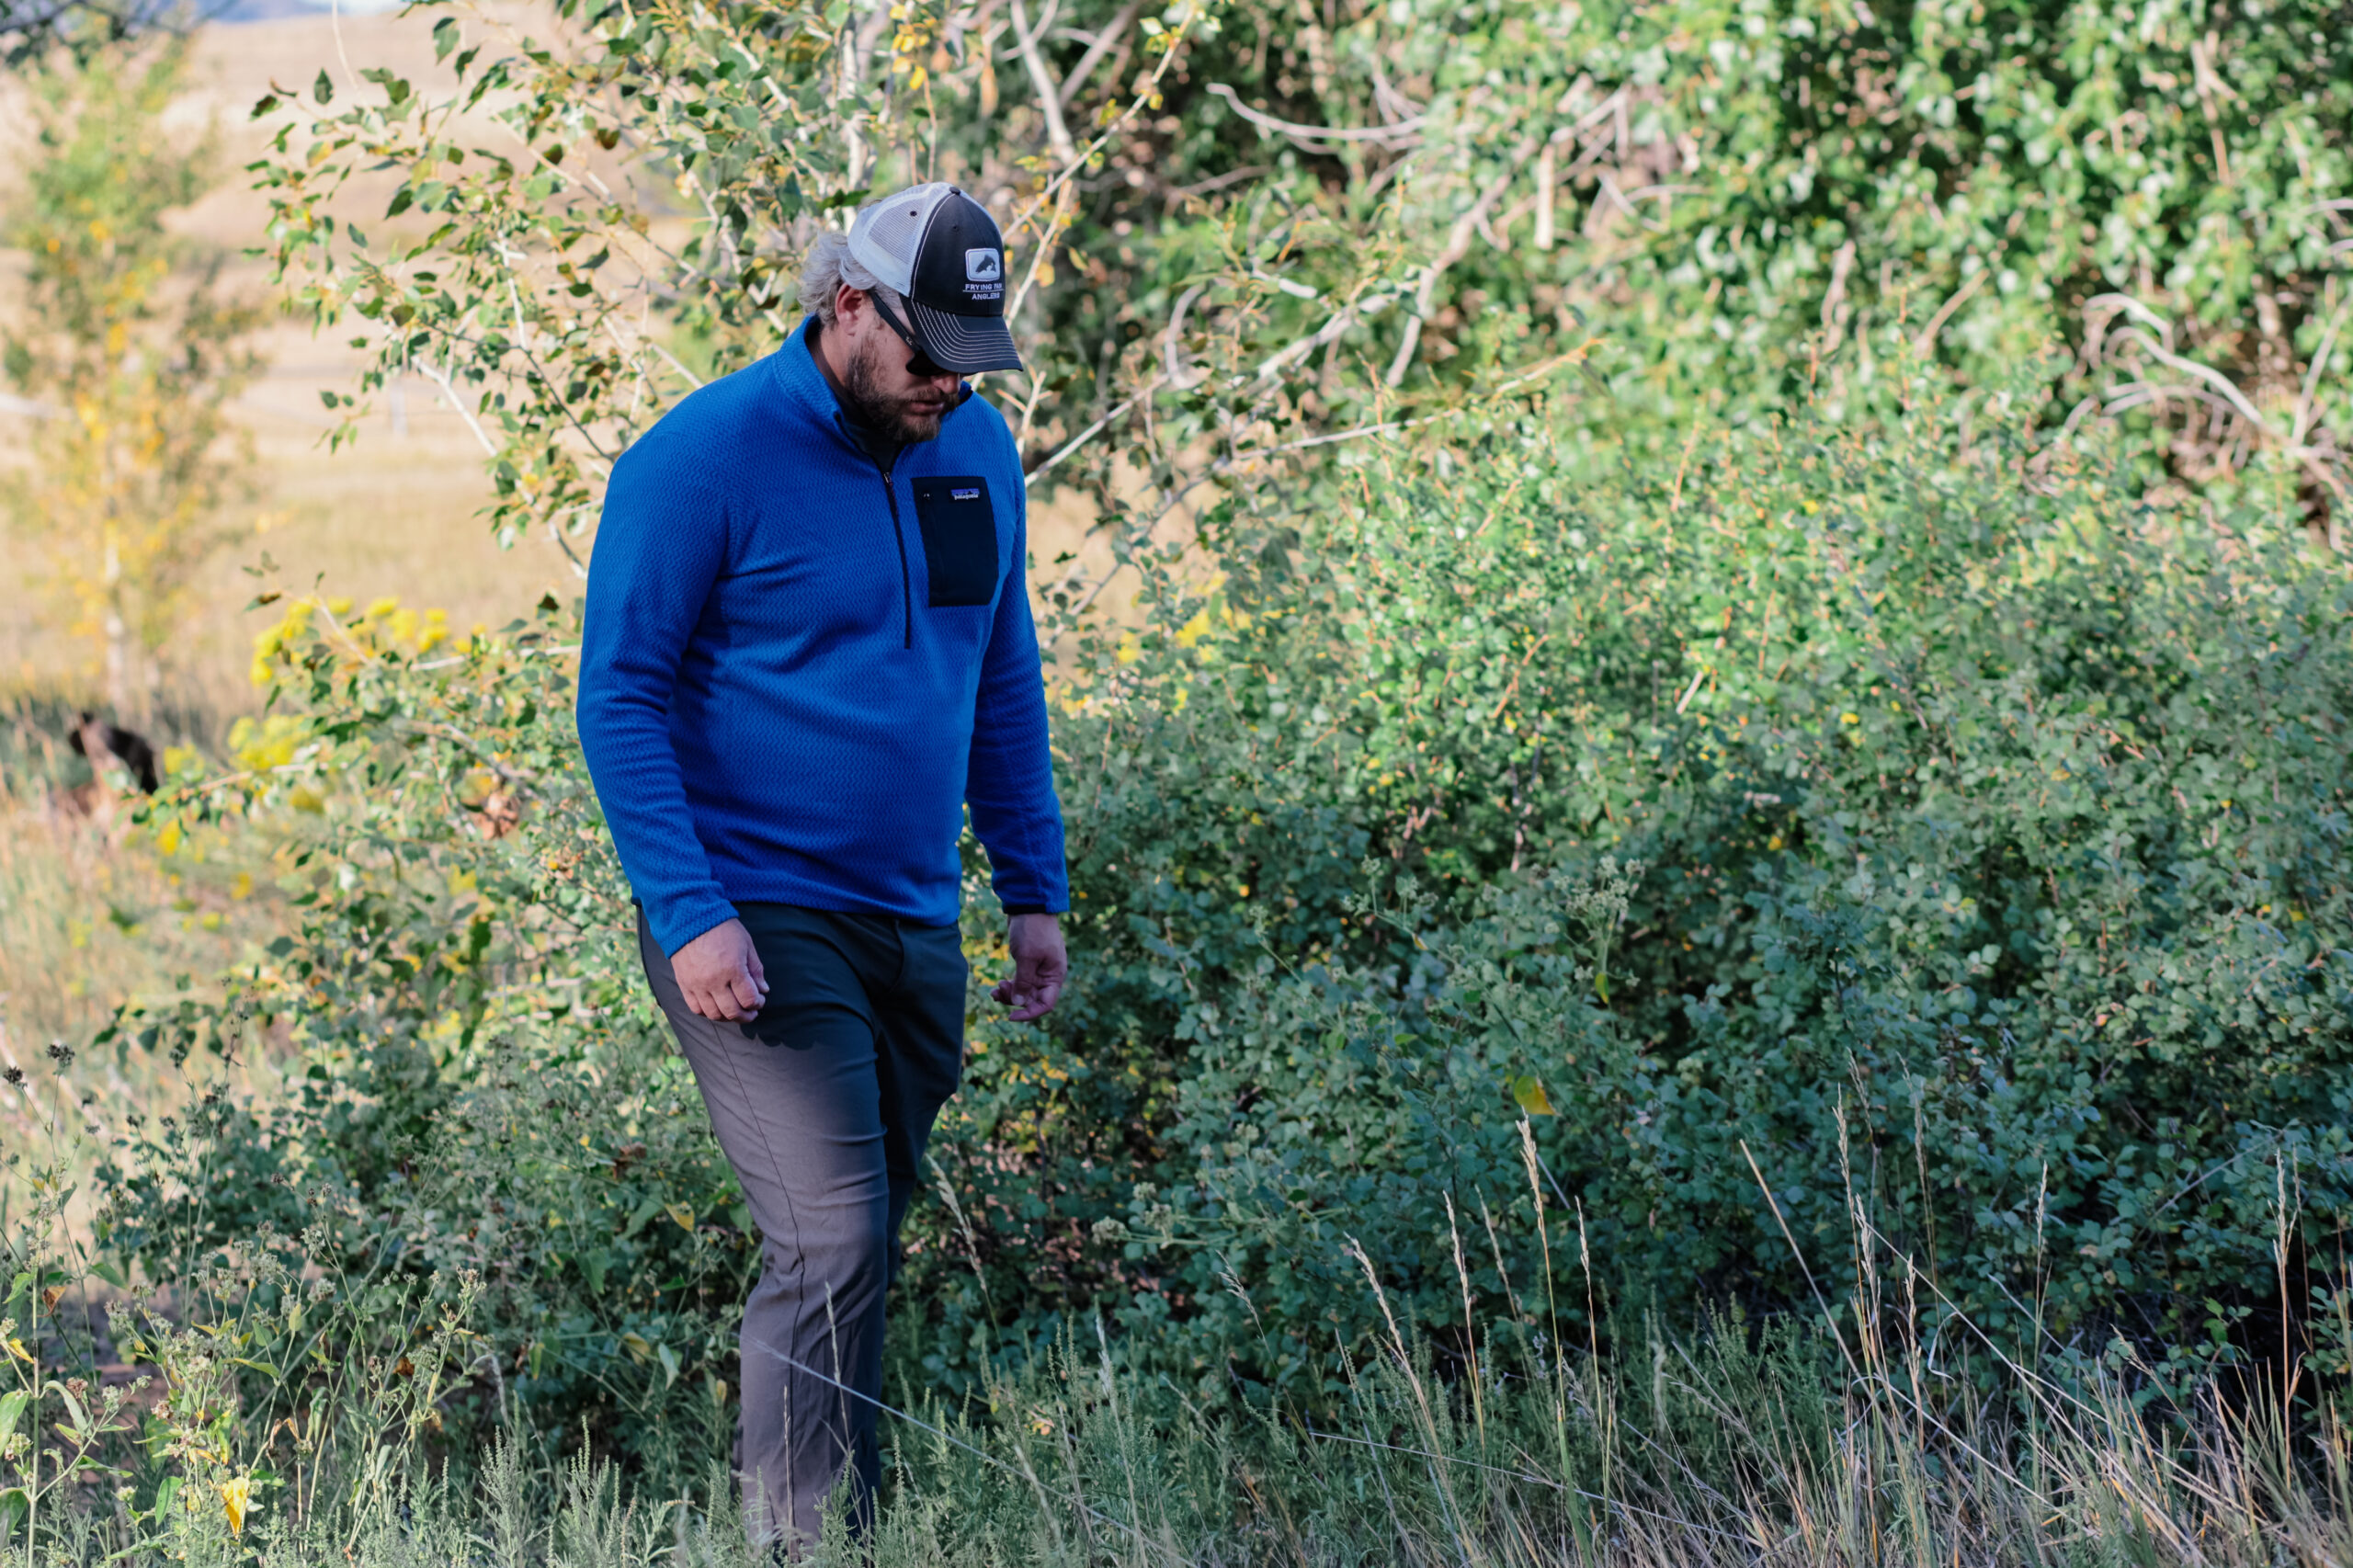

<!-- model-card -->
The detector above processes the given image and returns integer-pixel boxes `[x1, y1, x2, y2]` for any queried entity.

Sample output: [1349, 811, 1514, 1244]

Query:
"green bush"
[103, 385, 2353, 1437]
[95, 601, 747, 1460]
[921, 383, 2353, 1400]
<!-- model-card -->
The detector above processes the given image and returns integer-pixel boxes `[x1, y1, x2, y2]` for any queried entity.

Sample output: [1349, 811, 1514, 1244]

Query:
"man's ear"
[834, 283, 869, 328]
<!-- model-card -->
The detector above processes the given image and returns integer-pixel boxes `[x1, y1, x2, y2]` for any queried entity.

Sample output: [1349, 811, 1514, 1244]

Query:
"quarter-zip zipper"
[879, 455, 911, 649]
[839, 412, 914, 650]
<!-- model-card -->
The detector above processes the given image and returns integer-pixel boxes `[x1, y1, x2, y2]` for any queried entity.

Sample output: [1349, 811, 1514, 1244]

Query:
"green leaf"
[1510, 1075, 1556, 1117]
[0, 1392, 29, 1439]
[312, 68, 334, 105]
[433, 16, 460, 59]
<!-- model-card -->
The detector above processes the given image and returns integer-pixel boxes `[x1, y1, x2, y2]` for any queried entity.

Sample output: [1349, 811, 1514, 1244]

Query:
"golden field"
[3, 6, 579, 715]
[0, 3, 1120, 718]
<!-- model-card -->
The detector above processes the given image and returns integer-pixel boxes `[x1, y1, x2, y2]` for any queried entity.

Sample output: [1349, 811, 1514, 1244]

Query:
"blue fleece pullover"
[576, 318, 1068, 956]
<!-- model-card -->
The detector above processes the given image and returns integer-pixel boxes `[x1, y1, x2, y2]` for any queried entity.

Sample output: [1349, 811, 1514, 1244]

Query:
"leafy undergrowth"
[10, 357, 2353, 1564]
[0, 1119, 2348, 1568]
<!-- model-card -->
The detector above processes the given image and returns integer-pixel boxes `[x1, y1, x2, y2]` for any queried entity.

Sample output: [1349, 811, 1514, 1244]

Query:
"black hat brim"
[910, 300, 1023, 374]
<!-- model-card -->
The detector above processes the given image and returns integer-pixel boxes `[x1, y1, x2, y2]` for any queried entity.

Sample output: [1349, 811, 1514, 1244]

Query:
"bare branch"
[415, 358, 499, 460]
[2292, 292, 2351, 446]
[1255, 289, 1401, 381]
[1205, 82, 1424, 148]
[1164, 285, 1210, 390]
[1024, 381, 1157, 487]
[1008, 0, 1076, 165]
[1911, 267, 1989, 358]
[1164, 165, 1274, 208]
[1057, 0, 1140, 109]
[1389, 132, 1544, 385]
[1820, 241, 1856, 335]
[547, 514, 590, 580]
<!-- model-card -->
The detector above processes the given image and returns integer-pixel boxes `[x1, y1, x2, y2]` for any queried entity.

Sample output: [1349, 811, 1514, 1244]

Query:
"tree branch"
[1008, 0, 1076, 165]
[1057, 0, 1139, 108]
[1206, 82, 1423, 148]
[1388, 133, 1543, 386]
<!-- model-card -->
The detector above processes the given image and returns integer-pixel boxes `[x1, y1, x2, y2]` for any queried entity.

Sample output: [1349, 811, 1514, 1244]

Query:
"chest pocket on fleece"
[911, 476, 1000, 608]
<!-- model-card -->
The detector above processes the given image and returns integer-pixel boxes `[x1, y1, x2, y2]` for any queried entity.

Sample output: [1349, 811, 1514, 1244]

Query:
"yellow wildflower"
[219, 1476, 250, 1535]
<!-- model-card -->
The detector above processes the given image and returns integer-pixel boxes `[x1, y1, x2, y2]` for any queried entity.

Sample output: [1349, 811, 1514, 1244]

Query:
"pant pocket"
[633, 904, 691, 1056]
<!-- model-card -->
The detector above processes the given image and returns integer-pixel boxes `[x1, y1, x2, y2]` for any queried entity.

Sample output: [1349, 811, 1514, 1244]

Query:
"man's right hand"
[673, 918, 769, 1022]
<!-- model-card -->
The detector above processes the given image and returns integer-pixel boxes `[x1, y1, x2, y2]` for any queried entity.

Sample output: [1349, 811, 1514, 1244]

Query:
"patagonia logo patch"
[951, 487, 981, 501]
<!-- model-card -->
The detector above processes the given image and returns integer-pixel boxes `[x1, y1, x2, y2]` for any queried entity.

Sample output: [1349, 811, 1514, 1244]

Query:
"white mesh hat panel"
[847, 184, 953, 297]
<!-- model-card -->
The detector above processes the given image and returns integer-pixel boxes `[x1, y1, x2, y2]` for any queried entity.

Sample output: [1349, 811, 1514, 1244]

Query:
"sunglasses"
[869, 291, 955, 381]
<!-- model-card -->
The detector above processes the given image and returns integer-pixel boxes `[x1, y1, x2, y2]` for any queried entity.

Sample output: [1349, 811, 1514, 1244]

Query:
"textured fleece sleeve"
[966, 472, 1070, 915]
[575, 437, 742, 956]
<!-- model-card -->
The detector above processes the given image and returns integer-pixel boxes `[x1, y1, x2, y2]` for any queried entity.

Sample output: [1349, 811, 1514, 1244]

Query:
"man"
[575, 183, 1069, 1550]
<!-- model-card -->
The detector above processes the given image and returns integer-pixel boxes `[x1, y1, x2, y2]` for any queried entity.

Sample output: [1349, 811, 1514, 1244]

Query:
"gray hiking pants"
[636, 903, 968, 1550]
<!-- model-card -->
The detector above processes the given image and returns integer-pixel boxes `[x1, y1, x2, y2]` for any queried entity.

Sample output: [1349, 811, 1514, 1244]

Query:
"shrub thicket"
[109, 381, 2353, 1444]
[257, 0, 2353, 600]
[920, 373, 2353, 1402]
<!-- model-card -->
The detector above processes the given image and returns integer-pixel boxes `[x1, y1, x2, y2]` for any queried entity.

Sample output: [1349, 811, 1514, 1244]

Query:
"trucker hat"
[847, 183, 1023, 375]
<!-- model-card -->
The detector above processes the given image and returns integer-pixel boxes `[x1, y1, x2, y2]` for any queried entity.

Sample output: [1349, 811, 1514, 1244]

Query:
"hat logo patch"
[965, 248, 1002, 282]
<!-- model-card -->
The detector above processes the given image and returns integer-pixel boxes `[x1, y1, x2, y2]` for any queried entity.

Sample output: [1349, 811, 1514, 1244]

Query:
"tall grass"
[0, 1045, 2343, 1568]
[0, 742, 2342, 1561]
[2, 671, 2347, 1561]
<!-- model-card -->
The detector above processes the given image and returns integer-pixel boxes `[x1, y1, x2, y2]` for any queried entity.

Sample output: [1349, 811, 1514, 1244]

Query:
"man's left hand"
[993, 913, 1067, 1022]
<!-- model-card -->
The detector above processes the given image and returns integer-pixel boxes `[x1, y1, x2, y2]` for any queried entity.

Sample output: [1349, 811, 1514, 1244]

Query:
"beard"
[837, 332, 947, 448]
